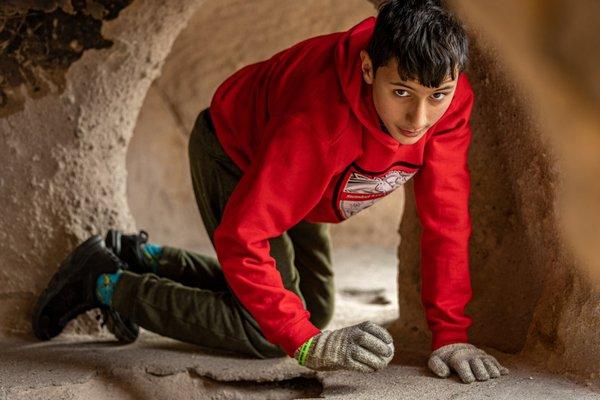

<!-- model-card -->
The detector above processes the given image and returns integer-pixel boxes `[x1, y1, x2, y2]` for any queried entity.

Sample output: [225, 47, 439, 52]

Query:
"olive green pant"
[112, 109, 335, 358]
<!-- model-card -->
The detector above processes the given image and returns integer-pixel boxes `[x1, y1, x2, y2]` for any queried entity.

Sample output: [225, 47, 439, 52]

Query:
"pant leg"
[112, 270, 280, 357]
[153, 246, 228, 291]
[287, 220, 335, 329]
[154, 242, 304, 305]
[112, 108, 304, 358]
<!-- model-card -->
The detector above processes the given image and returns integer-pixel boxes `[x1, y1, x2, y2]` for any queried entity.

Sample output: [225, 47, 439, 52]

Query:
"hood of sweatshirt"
[335, 17, 403, 151]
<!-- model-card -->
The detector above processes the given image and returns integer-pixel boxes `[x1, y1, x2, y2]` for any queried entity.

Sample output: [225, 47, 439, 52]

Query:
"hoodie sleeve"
[213, 115, 338, 357]
[412, 76, 475, 351]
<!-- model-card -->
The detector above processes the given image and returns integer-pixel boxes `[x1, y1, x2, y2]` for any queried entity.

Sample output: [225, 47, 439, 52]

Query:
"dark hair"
[367, 0, 469, 87]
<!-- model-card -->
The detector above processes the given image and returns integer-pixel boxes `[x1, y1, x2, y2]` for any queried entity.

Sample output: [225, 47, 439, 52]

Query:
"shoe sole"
[100, 308, 139, 344]
[32, 235, 104, 341]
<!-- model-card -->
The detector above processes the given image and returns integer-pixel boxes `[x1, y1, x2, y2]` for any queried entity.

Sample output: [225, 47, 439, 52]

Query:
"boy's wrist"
[294, 336, 316, 365]
[431, 328, 469, 351]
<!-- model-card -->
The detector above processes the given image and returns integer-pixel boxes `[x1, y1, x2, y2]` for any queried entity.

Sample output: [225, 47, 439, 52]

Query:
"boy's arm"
[412, 76, 474, 351]
[213, 115, 337, 357]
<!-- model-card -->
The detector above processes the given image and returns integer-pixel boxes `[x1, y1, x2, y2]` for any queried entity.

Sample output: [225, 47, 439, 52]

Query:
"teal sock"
[96, 270, 123, 307]
[141, 243, 163, 273]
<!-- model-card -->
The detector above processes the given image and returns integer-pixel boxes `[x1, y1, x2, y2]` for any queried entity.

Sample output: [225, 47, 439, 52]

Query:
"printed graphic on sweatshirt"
[335, 164, 418, 220]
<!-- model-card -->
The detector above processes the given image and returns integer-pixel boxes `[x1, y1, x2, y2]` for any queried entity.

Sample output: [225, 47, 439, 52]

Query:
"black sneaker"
[105, 229, 152, 274]
[97, 307, 139, 344]
[104, 229, 155, 344]
[32, 235, 136, 342]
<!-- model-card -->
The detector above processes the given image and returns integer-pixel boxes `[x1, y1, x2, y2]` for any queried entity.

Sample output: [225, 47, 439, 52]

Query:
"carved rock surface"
[0, 0, 204, 335]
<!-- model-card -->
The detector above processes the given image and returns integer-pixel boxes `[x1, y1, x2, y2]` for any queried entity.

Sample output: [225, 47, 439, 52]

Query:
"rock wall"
[0, 0, 204, 335]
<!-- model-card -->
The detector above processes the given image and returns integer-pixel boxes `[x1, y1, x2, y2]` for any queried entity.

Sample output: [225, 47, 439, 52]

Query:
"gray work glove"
[294, 321, 394, 372]
[428, 343, 509, 383]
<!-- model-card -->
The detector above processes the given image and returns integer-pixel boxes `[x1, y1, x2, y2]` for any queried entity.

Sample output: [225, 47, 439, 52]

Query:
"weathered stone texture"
[0, 0, 203, 336]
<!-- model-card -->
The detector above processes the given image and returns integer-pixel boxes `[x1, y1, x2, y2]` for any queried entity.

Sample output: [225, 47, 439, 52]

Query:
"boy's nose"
[405, 102, 428, 131]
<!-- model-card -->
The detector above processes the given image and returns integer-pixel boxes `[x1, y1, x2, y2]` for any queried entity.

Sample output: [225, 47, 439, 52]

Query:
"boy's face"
[360, 50, 459, 145]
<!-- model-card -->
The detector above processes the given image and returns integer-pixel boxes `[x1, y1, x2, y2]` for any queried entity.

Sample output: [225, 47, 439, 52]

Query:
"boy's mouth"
[398, 128, 423, 138]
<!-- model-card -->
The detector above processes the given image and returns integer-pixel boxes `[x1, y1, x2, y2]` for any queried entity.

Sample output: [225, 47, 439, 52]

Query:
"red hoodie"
[210, 17, 474, 357]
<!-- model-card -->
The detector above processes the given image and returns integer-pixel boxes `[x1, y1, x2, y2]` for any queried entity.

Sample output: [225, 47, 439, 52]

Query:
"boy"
[33, 0, 509, 384]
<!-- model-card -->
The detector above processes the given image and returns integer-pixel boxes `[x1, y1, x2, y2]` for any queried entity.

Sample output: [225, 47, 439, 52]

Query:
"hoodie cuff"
[276, 317, 321, 358]
[431, 329, 469, 351]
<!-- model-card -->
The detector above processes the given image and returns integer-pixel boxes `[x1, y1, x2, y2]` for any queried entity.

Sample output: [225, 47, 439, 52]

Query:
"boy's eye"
[431, 92, 446, 100]
[393, 89, 409, 97]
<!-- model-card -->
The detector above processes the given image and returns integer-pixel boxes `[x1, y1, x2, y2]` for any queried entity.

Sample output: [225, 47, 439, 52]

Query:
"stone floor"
[1, 247, 598, 399]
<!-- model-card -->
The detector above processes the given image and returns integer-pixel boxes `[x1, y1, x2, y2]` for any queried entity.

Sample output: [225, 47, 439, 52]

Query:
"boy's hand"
[294, 321, 394, 372]
[428, 343, 509, 383]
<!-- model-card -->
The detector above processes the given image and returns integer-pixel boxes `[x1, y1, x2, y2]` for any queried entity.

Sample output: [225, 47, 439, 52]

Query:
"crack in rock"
[145, 366, 324, 399]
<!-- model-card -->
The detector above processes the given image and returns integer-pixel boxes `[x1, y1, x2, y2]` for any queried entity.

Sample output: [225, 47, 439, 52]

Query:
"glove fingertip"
[455, 360, 476, 384]
[386, 342, 395, 358]
[428, 355, 451, 378]
[492, 359, 510, 375]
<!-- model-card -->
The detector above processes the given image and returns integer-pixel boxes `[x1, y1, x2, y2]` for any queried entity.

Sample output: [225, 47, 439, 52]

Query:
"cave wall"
[0, 0, 133, 117]
[0, 0, 204, 336]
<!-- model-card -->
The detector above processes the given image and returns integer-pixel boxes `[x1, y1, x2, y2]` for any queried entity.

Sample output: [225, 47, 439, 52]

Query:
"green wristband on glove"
[295, 336, 315, 366]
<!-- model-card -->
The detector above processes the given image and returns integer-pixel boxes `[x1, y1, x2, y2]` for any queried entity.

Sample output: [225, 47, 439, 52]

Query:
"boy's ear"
[360, 50, 375, 84]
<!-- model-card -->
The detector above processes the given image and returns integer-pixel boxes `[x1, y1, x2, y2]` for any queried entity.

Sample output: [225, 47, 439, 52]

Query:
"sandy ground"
[1, 247, 598, 399]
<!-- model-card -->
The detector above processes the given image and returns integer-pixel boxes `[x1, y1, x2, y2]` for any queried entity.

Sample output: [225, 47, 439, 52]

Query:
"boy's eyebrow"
[390, 82, 456, 91]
